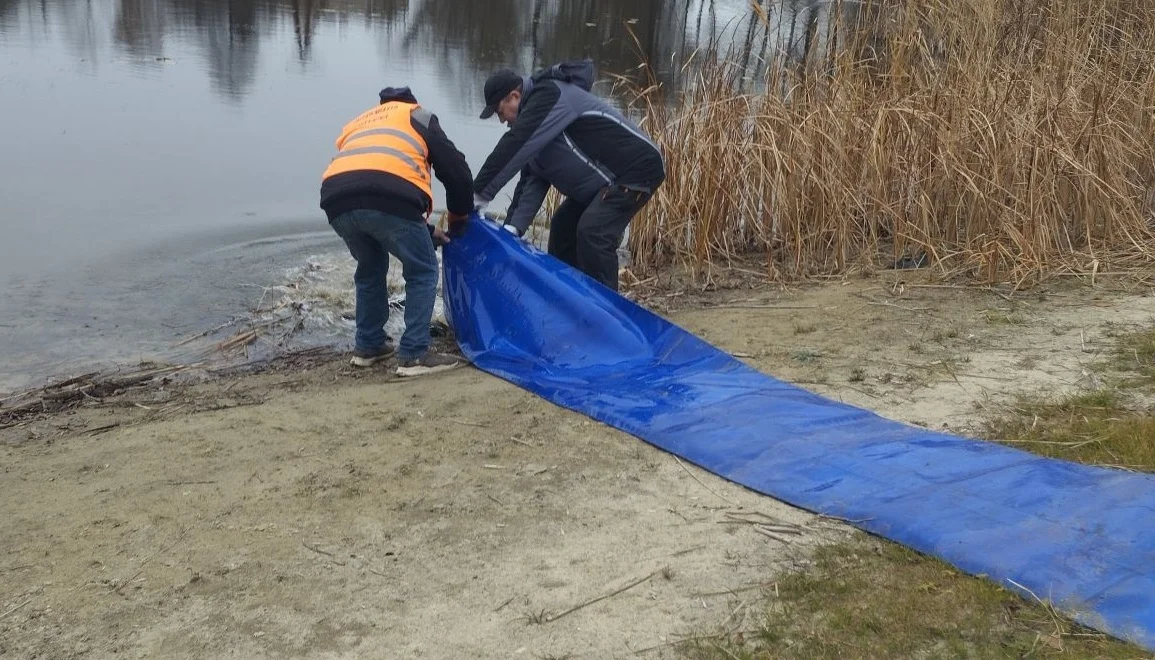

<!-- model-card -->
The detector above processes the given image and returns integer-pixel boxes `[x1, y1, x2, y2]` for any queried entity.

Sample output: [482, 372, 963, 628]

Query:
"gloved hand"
[446, 211, 468, 237]
[502, 224, 522, 237]
[427, 223, 450, 247]
[473, 195, 490, 213]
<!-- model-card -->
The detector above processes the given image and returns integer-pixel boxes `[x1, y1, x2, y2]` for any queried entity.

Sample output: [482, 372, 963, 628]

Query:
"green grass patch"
[791, 349, 823, 364]
[683, 541, 1144, 659]
[982, 323, 1155, 471]
[984, 390, 1155, 472]
[1113, 327, 1155, 385]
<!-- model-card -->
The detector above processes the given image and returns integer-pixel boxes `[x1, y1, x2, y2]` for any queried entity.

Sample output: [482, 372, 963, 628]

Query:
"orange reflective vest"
[322, 101, 433, 204]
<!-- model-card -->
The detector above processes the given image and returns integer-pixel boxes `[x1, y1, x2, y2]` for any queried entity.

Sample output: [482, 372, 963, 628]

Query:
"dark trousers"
[547, 180, 660, 291]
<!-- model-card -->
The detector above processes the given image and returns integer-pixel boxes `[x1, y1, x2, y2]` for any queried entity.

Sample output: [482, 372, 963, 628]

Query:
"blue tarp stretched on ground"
[442, 216, 1155, 650]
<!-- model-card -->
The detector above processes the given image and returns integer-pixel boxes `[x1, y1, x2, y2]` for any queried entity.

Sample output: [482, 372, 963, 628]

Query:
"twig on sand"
[302, 542, 335, 557]
[302, 542, 346, 566]
[0, 596, 33, 624]
[724, 510, 795, 524]
[691, 583, 776, 598]
[2, 372, 94, 405]
[843, 384, 881, 399]
[674, 456, 737, 506]
[447, 418, 488, 428]
[493, 594, 517, 612]
[866, 300, 932, 312]
[543, 569, 661, 624]
[212, 328, 264, 355]
[705, 304, 818, 311]
[719, 520, 805, 535]
[84, 423, 121, 436]
[1052, 271, 1135, 278]
[172, 317, 241, 347]
[0, 597, 34, 621]
[816, 513, 875, 525]
[904, 283, 1016, 302]
[753, 527, 795, 544]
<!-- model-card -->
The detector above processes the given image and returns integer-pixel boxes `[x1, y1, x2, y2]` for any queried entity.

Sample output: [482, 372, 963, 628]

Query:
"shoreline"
[3, 274, 1154, 658]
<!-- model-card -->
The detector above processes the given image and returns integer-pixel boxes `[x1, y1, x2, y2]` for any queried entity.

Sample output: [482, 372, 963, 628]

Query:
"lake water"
[0, 0, 821, 392]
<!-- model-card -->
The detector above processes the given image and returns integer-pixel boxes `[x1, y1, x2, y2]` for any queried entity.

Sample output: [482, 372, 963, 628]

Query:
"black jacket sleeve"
[412, 111, 474, 216]
[472, 82, 565, 200]
[505, 168, 550, 234]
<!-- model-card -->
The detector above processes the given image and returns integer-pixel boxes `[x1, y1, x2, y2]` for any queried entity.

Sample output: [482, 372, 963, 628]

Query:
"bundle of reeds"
[626, 0, 1155, 285]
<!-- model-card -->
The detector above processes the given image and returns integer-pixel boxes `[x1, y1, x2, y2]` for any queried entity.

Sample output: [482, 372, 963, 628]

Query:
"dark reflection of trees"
[115, 0, 167, 59]
[398, 0, 693, 103]
[171, 0, 262, 102]
[4, 0, 852, 104]
[0, 0, 19, 32]
[394, 0, 535, 107]
[402, 0, 534, 78]
[290, 0, 316, 61]
[530, 0, 677, 87]
[290, 0, 408, 62]
[53, 0, 103, 65]
[361, 0, 407, 25]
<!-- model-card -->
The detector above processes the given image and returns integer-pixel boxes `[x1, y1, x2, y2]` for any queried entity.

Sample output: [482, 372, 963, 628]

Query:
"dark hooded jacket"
[472, 60, 665, 233]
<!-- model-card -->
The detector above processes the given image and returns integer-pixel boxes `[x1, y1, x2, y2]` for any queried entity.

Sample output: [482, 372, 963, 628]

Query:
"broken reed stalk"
[626, 0, 1155, 285]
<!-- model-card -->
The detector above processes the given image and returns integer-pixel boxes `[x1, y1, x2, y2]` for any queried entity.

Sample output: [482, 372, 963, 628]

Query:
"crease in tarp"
[442, 216, 1155, 651]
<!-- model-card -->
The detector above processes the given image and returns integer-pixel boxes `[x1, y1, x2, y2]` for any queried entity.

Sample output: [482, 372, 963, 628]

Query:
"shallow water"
[0, 0, 824, 392]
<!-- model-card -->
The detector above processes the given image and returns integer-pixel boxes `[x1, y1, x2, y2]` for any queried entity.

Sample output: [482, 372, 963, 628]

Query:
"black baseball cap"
[480, 70, 522, 119]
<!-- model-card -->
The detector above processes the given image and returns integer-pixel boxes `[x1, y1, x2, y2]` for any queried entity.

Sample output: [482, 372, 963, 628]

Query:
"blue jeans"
[330, 209, 438, 361]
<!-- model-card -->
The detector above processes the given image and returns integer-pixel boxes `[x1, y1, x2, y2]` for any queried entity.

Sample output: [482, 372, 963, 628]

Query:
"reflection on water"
[0, 0, 843, 105]
[0, 0, 844, 392]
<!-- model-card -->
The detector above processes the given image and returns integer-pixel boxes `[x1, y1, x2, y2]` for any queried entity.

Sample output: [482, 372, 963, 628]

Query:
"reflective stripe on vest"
[322, 102, 432, 204]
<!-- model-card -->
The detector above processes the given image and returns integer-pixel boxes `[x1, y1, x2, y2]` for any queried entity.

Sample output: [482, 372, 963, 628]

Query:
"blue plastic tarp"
[442, 217, 1155, 650]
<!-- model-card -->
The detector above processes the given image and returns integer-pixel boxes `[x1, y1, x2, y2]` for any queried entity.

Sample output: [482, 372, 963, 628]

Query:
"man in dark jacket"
[320, 86, 473, 377]
[473, 59, 665, 291]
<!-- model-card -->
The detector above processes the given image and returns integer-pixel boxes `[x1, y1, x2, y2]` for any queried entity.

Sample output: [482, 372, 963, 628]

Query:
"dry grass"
[983, 321, 1155, 470]
[986, 390, 1155, 471]
[683, 541, 1145, 659]
[1113, 326, 1155, 385]
[625, 0, 1155, 286]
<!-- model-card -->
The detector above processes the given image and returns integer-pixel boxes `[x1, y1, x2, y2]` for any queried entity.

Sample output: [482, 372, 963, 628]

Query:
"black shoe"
[395, 352, 464, 377]
[349, 344, 396, 368]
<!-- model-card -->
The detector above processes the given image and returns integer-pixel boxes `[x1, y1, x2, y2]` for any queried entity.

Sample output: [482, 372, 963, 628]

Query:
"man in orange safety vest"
[321, 86, 474, 377]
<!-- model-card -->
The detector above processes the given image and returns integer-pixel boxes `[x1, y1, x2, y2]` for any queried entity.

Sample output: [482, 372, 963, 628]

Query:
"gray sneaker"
[395, 352, 464, 377]
[349, 344, 396, 368]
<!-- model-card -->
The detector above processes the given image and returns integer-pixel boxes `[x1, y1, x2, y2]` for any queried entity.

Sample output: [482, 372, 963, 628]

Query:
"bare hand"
[432, 227, 451, 246]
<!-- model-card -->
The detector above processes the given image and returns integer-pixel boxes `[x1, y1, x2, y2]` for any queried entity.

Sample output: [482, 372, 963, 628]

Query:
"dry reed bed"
[627, 0, 1155, 285]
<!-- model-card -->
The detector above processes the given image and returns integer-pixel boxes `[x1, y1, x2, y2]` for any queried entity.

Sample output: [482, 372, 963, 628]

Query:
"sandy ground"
[2, 273, 1153, 659]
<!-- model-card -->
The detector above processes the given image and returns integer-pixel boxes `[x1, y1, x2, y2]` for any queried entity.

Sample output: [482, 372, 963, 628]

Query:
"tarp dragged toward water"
[442, 216, 1155, 650]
